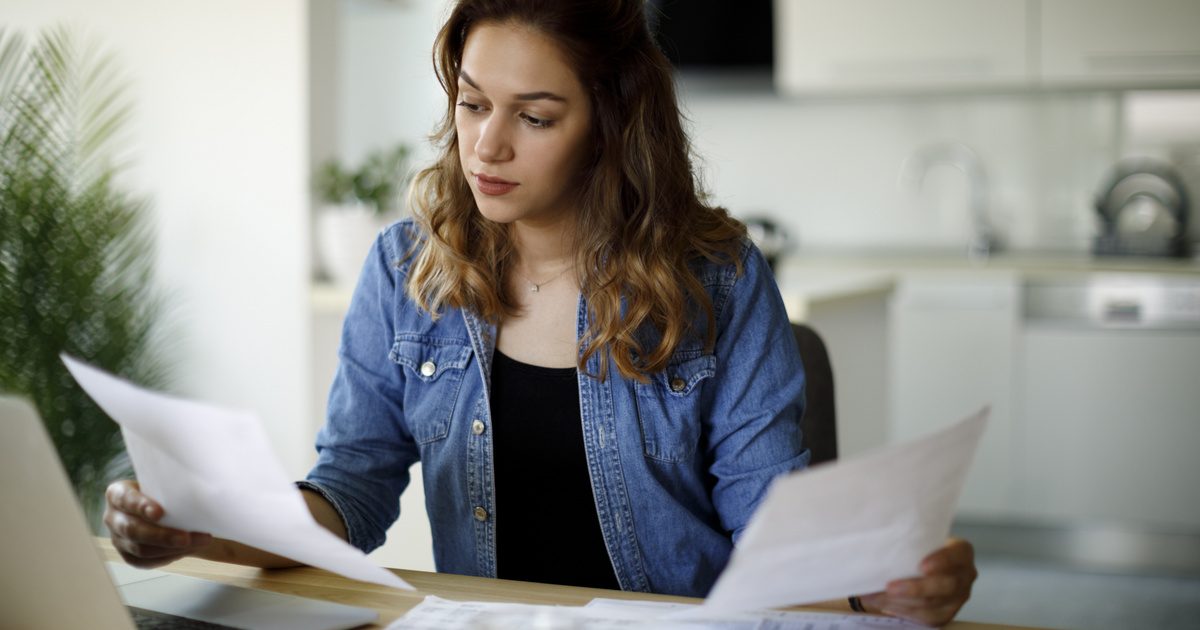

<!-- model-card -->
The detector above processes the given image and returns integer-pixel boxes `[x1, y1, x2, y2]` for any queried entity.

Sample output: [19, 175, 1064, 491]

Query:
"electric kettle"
[1093, 158, 1191, 258]
[743, 216, 791, 272]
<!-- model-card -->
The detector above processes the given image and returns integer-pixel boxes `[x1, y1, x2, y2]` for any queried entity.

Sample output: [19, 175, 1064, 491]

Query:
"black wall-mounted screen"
[647, 0, 774, 70]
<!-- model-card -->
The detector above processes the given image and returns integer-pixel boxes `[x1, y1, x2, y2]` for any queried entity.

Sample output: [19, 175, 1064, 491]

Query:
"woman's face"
[455, 22, 593, 228]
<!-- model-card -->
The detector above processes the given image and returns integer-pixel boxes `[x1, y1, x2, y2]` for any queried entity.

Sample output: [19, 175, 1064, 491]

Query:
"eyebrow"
[459, 70, 567, 103]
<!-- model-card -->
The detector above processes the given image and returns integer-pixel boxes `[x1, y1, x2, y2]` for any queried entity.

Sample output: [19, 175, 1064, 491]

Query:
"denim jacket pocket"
[389, 334, 473, 445]
[634, 353, 716, 462]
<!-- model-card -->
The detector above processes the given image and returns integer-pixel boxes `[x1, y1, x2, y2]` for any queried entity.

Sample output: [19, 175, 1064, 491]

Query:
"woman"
[105, 0, 976, 624]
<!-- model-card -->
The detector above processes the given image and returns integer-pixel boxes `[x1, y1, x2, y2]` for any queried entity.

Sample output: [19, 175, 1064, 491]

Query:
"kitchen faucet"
[900, 142, 1001, 258]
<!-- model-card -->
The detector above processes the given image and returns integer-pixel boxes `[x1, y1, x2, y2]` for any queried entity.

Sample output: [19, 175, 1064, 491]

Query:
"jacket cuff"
[294, 480, 364, 551]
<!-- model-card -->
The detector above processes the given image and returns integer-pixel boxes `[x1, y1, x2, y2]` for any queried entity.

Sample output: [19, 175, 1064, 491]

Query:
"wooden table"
[97, 539, 1036, 629]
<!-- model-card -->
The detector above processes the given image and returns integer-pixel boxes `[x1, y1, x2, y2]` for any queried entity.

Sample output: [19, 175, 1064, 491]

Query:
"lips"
[474, 173, 518, 196]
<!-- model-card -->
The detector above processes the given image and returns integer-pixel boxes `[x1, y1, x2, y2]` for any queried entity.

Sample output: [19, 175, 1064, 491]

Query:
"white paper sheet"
[694, 408, 989, 616]
[62, 354, 412, 590]
[386, 595, 926, 629]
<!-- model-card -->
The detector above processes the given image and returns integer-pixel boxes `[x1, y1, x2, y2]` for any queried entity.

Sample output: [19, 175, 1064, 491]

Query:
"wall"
[682, 90, 1124, 254]
[309, 0, 450, 572]
[4, 0, 313, 478]
[338, 0, 447, 171]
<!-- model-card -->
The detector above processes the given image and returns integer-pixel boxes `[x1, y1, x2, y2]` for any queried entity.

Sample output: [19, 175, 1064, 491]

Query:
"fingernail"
[142, 504, 154, 518]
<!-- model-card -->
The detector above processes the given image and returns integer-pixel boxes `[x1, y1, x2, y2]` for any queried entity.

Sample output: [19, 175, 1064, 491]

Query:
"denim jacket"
[302, 218, 809, 597]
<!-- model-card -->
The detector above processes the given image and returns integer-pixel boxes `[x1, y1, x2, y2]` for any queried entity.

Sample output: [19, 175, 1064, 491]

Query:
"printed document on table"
[386, 595, 927, 629]
[62, 355, 412, 590]
[695, 408, 989, 616]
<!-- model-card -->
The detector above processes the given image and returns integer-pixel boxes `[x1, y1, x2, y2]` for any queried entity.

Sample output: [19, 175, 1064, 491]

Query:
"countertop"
[777, 250, 1200, 276]
[312, 252, 1200, 317]
[772, 251, 1200, 321]
[774, 269, 896, 322]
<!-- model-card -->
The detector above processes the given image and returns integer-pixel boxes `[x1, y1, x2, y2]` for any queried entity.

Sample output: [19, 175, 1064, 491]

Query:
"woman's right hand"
[104, 479, 213, 569]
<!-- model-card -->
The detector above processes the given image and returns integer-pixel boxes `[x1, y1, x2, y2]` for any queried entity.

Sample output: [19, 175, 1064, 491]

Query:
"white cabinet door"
[1041, 0, 1200, 87]
[888, 272, 1020, 517]
[1017, 328, 1200, 529]
[775, 0, 1029, 94]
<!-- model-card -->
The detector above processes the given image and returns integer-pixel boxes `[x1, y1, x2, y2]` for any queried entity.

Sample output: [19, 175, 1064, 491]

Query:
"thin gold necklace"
[514, 263, 574, 293]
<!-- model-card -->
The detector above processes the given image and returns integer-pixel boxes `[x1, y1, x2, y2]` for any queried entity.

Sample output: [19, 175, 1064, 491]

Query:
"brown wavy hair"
[407, 0, 746, 382]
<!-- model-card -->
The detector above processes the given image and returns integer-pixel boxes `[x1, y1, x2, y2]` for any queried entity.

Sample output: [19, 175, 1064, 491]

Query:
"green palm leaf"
[0, 25, 171, 529]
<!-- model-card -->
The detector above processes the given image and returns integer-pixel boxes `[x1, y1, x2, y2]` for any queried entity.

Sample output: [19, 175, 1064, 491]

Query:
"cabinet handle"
[832, 56, 994, 79]
[1102, 300, 1141, 323]
[1086, 52, 1200, 74]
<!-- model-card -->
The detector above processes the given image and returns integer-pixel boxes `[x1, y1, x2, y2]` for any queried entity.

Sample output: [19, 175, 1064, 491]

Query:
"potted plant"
[313, 143, 412, 286]
[0, 26, 171, 529]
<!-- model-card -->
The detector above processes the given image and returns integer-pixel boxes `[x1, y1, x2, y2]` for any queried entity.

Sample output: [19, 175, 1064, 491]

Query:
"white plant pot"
[316, 203, 393, 287]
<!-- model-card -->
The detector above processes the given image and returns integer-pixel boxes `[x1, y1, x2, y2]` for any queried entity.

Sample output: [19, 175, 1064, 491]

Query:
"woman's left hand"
[859, 538, 978, 627]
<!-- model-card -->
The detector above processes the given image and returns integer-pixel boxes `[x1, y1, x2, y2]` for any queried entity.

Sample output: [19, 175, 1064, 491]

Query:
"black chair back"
[791, 323, 838, 465]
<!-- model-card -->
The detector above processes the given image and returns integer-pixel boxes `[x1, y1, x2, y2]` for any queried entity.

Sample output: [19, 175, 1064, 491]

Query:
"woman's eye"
[456, 100, 483, 113]
[521, 113, 552, 129]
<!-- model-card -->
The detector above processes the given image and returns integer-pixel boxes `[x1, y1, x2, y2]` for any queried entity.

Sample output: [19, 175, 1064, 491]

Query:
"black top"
[489, 349, 620, 590]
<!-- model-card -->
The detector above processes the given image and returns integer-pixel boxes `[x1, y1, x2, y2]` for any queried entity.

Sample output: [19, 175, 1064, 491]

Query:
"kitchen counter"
[771, 267, 897, 457]
[772, 250, 1200, 322]
[774, 269, 896, 322]
[776, 250, 1200, 276]
[771, 250, 1200, 467]
[313, 252, 1200, 317]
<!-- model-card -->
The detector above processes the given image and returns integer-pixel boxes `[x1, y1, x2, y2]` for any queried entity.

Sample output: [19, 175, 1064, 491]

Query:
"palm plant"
[0, 26, 171, 528]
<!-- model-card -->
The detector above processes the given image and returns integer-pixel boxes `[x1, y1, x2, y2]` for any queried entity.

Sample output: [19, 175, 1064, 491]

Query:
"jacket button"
[473, 506, 488, 521]
[669, 377, 686, 392]
[471, 419, 485, 435]
[420, 361, 436, 377]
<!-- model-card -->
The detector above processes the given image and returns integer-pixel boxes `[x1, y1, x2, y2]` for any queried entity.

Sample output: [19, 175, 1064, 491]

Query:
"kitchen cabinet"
[774, 0, 1200, 94]
[1014, 274, 1200, 529]
[1017, 328, 1200, 529]
[887, 272, 1020, 518]
[788, 254, 1200, 560]
[1040, 0, 1200, 87]
[775, 0, 1030, 94]
[775, 267, 897, 458]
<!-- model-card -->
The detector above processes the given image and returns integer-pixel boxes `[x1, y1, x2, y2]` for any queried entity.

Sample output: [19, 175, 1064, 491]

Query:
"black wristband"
[849, 595, 867, 613]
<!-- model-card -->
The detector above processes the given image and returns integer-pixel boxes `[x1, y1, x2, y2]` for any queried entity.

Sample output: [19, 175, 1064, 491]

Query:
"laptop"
[0, 395, 379, 630]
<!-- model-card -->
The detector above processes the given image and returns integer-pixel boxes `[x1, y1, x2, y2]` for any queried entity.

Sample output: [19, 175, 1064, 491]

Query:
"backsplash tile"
[682, 90, 1122, 254]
